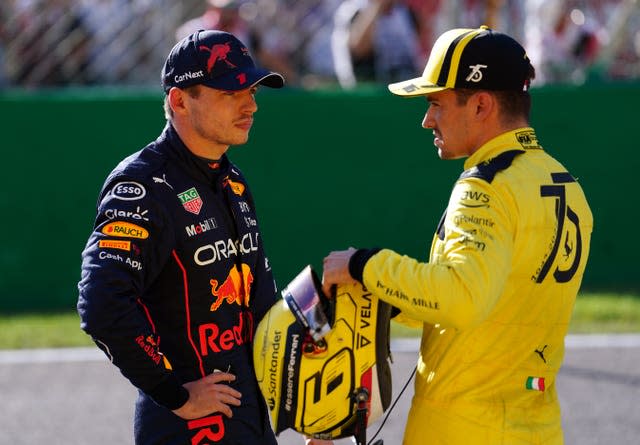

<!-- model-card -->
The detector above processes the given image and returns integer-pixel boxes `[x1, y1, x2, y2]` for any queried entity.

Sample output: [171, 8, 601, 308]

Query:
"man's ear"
[472, 91, 496, 122]
[168, 87, 187, 115]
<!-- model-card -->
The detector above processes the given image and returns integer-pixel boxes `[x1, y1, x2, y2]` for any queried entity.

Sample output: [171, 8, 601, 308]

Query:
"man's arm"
[77, 175, 187, 409]
[323, 177, 514, 330]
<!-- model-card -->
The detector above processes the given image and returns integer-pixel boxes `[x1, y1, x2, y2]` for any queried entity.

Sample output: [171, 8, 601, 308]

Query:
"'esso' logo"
[112, 181, 146, 201]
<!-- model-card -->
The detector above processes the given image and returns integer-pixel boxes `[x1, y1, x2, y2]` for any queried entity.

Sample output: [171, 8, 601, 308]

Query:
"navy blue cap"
[162, 30, 284, 93]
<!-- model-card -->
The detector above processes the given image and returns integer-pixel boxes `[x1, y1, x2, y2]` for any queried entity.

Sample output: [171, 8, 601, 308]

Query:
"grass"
[0, 292, 639, 350]
[0, 311, 93, 349]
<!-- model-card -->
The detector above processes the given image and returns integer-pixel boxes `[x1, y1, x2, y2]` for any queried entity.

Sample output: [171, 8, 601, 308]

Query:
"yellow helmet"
[253, 266, 393, 443]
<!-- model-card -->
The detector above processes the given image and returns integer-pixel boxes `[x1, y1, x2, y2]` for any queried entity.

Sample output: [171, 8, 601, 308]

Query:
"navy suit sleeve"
[77, 175, 189, 409]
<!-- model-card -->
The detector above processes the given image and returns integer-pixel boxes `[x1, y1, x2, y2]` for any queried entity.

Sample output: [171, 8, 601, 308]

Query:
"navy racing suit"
[77, 123, 278, 444]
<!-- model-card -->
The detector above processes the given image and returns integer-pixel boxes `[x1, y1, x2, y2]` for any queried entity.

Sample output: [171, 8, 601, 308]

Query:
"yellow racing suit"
[350, 128, 593, 444]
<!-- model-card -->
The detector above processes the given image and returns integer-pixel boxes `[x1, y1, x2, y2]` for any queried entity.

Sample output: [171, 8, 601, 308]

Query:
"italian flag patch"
[526, 376, 545, 391]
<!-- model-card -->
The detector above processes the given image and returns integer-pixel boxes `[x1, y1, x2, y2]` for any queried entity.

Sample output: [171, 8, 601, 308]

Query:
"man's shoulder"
[460, 150, 525, 184]
[107, 142, 168, 184]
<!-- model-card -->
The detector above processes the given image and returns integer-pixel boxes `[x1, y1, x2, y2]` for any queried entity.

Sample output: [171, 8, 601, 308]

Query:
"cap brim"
[388, 77, 447, 97]
[201, 68, 285, 91]
[250, 71, 285, 89]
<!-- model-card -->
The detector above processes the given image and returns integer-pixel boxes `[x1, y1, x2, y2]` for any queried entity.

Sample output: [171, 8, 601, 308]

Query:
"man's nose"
[247, 96, 258, 113]
[422, 109, 433, 129]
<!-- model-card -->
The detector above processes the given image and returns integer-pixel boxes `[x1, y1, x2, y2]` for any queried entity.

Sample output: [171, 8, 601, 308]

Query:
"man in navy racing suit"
[77, 30, 286, 444]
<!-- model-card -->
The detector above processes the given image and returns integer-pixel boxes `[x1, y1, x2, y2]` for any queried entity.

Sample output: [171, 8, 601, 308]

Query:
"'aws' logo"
[458, 190, 490, 208]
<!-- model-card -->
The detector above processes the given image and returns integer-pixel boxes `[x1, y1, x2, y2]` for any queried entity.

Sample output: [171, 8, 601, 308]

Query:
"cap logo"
[466, 64, 487, 82]
[199, 42, 237, 73]
[174, 70, 204, 84]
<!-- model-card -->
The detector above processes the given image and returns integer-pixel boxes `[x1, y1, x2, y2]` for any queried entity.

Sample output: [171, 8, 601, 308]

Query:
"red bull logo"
[199, 312, 253, 355]
[209, 263, 254, 311]
[188, 414, 224, 444]
[199, 42, 236, 73]
[135, 334, 162, 365]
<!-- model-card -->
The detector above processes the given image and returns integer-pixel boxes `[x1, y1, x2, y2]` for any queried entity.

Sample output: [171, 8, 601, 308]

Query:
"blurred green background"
[0, 84, 637, 313]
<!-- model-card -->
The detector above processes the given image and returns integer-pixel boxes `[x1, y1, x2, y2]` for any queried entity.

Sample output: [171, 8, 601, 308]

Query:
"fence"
[1, 0, 639, 90]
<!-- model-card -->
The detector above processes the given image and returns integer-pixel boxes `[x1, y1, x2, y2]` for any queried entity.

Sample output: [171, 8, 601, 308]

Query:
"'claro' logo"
[112, 181, 146, 201]
[101, 221, 149, 239]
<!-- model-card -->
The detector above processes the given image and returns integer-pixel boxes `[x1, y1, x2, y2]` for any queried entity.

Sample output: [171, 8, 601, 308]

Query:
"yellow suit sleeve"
[362, 177, 514, 330]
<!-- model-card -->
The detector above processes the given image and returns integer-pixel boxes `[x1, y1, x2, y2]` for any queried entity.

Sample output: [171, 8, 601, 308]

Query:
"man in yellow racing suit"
[322, 27, 593, 444]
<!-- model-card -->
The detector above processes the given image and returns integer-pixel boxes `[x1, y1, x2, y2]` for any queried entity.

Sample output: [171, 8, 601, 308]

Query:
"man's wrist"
[348, 248, 381, 283]
[147, 374, 190, 410]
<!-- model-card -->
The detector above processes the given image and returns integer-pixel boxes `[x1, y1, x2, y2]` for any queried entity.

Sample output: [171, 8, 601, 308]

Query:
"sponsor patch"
[458, 190, 490, 208]
[193, 233, 259, 266]
[98, 250, 143, 270]
[515, 130, 542, 150]
[101, 221, 149, 239]
[185, 217, 218, 237]
[98, 239, 131, 251]
[223, 177, 245, 196]
[209, 263, 254, 311]
[112, 181, 146, 201]
[104, 206, 149, 221]
[178, 187, 203, 215]
[152, 174, 173, 190]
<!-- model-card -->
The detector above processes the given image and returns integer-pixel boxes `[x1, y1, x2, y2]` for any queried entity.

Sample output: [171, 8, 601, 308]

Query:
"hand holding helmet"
[253, 265, 393, 445]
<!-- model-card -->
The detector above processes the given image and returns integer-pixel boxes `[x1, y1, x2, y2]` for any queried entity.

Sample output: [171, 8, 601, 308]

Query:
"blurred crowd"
[0, 0, 638, 90]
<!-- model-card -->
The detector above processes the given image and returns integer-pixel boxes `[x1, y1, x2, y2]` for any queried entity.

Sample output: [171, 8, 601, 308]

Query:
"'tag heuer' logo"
[101, 221, 149, 239]
[178, 187, 203, 215]
[210, 263, 254, 311]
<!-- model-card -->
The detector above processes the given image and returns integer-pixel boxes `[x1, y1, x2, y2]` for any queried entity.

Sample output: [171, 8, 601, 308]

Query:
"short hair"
[454, 64, 536, 125]
[163, 85, 202, 121]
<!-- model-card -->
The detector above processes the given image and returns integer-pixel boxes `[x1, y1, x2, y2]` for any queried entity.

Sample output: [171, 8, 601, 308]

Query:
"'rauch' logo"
[178, 187, 203, 215]
[101, 221, 149, 239]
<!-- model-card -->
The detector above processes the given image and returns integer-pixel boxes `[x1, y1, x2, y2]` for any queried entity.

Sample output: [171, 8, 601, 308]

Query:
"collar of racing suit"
[463, 127, 540, 171]
[161, 122, 232, 185]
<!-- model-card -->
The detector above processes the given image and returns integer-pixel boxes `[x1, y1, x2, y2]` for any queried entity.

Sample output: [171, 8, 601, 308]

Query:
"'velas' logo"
[222, 177, 245, 196]
[101, 221, 149, 239]
[199, 42, 236, 73]
[177, 187, 203, 215]
[210, 263, 254, 311]
[466, 64, 488, 82]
